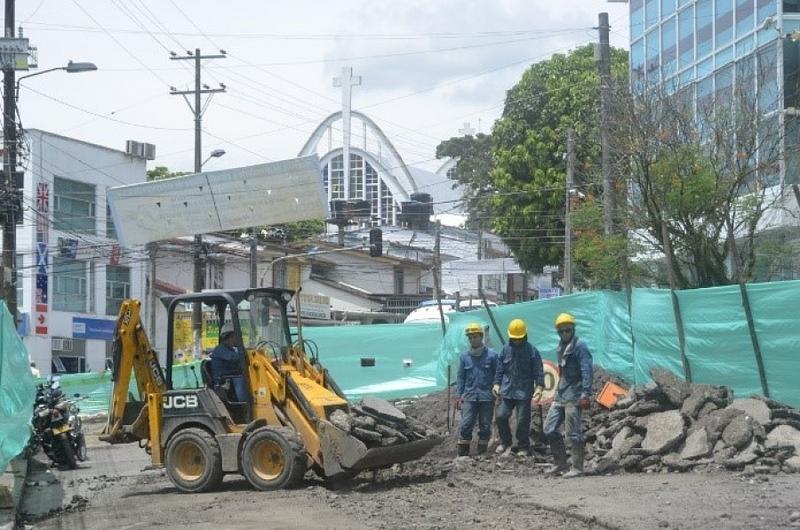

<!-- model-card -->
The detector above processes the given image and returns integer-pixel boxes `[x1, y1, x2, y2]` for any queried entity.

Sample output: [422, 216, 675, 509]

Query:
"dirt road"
[22, 430, 800, 530]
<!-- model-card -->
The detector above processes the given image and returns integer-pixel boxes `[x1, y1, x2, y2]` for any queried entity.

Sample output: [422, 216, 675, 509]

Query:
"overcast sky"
[14, 0, 629, 174]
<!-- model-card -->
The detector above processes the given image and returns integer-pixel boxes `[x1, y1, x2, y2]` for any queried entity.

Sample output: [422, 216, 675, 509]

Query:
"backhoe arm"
[101, 299, 166, 444]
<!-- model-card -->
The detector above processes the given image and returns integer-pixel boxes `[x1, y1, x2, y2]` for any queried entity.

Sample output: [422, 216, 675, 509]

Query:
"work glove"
[578, 397, 591, 410]
[492, 384, 501, 398]
[532, 385, 544, 403]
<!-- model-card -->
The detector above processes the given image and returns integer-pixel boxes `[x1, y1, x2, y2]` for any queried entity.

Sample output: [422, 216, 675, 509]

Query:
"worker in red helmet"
[544, 312, 593, 478]
[455, 322, 498, 457]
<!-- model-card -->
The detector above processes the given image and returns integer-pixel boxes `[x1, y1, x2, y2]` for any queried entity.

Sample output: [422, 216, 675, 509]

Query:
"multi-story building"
[12, 130, 150, 376]
[625, 0, 798, 187]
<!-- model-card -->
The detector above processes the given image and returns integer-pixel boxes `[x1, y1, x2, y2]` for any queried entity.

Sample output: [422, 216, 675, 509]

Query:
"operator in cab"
[210, 322, 248, 402]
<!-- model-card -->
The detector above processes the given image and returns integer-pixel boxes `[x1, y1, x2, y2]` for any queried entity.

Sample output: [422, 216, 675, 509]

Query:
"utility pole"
[249, 233, 258, 288]
[598, 12, 613, 235]
[147, 242, 158, 340]
[170, 49, 225, 357]
[433, 221, 446, 336]
[2, 0, 17, 322]
[476, 222, 483, 293]
[565, 129, 575, 294]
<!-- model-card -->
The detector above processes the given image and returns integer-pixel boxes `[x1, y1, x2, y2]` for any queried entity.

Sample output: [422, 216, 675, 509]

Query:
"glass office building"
[627, 0, 800, 185]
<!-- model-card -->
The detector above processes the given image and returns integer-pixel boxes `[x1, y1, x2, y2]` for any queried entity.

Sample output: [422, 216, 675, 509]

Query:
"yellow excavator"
[101, 287, 440, 492]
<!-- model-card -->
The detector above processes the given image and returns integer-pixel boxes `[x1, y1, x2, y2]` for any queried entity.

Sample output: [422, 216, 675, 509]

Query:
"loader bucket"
[318, 420, 442, 478]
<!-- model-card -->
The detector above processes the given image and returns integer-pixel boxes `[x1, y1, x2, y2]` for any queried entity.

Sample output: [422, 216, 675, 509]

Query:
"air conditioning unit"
[143, 143, 156, 160]
[125, 140, 156, 160]
[52, 337, 73, 352]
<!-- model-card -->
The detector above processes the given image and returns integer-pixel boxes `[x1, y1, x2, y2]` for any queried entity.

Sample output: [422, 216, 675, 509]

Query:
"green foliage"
[435, 133, 495, 225]
[147, 166, 188, 181]
[489, 44, 628, 272]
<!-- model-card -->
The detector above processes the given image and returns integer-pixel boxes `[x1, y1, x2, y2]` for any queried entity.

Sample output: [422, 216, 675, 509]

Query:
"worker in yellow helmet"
[544, 312, 593, 478]
[455, 322, 498, 457]
[492, 318, 544, 457]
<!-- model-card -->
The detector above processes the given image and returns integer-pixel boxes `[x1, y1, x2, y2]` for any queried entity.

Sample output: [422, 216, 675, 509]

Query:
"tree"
[605, 62, 784, 288]
[435, 133, 495, 226]
[147, 166, 187, 181]
[487, 45, 628, 272]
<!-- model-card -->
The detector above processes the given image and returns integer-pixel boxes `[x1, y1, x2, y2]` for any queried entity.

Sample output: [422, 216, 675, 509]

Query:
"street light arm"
[258, 245, 366, 287]
[15, 67, 64, 100]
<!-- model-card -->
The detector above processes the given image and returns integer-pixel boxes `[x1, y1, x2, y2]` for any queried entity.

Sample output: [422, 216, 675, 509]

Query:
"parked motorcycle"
[32, 379, 87, 469]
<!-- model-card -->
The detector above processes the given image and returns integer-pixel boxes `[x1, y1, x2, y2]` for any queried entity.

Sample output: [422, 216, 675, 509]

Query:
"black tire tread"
[165, 427, 224, 493]
[59, 433, 77, 469]
[241, 425, 306, 490]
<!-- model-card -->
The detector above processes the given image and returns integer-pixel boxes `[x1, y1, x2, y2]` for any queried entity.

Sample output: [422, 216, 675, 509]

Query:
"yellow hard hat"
[507, 319, 527, 339]
[465, 322, 484, 336]
[555, 312, 577, 328]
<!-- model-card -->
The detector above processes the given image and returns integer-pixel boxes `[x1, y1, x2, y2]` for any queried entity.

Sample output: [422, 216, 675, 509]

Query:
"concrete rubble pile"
[586, 368, 800, 475]
[330, 396, 440, 448]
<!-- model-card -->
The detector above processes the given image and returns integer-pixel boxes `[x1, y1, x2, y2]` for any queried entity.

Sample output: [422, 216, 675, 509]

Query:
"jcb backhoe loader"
[101, 287, 440, 492]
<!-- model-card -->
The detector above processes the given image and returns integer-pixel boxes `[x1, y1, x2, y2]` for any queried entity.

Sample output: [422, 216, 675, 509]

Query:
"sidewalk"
[0, 456, 29, 530]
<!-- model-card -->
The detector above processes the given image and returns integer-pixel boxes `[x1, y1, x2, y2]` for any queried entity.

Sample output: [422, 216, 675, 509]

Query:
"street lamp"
[201, 148, 225, 168]
[15, 60, 98, 100]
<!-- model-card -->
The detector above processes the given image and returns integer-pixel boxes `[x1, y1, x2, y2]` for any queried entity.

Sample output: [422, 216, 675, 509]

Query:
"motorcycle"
[32, 379, 88, 469]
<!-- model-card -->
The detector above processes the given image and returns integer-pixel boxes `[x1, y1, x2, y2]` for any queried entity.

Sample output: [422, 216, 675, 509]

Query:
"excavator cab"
[102, 287, 441, 494]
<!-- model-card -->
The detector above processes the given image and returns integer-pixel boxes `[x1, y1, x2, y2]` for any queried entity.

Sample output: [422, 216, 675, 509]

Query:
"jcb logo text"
[163, 395, 198, 409]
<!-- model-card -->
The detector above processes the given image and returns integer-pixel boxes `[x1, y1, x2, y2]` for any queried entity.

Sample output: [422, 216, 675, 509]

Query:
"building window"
[393, 268, 404, 295]
[785, 0, 800, 13]
[757, 0, 776, 23]
[106, 204, 117, 240]
[349, 154, 364, 199]
[662, 16, 678, 78]
[53, 176, 96, 235]
[330, 155, 344, 200]
[697, 0, 714, 59]
[758, 42, 779, 113]
[646, 0, 659, 29]
[716, 0, 734, 48]
[678, 6, 695, 68]
[51, 337, 86, 374]
[736, 0, 755, 37]
[646, 27, 661, 82]
[52, 257, 87, 312]
[662, 0, 676, 18]
[380, 181, 394, 225]
[366, 162, 380, 224]
[632, 0, 645, 41]
[106, 265, 130, 316]
[322, 164, 329, 195]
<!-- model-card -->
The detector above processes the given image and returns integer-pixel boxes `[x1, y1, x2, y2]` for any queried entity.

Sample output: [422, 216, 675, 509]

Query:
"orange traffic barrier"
[596, 381, 630, 409]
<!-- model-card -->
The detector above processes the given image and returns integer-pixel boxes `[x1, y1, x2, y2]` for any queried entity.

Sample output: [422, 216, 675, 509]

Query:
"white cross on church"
[459, 122, 476, 136]
[333, 66, 362, 198]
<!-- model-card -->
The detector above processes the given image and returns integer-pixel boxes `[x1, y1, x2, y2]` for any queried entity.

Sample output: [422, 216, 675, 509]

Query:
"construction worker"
[544, 312, 593, 478]
[210, 322, 248, 402]
[455, 322, 499, 457]
[493, 318, 544, 456]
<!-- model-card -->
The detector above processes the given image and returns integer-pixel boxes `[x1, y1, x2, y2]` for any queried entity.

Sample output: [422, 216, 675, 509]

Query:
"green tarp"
[0, 302, 36, 470]
[28, 280, 800, 416]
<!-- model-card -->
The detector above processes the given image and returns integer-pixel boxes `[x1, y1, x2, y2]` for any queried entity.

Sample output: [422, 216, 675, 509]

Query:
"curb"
[0, 455, 30, 530]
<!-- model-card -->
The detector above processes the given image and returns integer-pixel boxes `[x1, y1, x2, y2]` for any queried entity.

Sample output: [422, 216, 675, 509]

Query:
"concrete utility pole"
[333, 66, 361, 199]
[2, 0, 17, 322]
[476, 222, 483, 293]
[147, 242, 158, 340]
[249, 233, 258, 288]
[598, 12, 614, 235]
[170, 49, 226, 355]
[565, 129, 575, 294]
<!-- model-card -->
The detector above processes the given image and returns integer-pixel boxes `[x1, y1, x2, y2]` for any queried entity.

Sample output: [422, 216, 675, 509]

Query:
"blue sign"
[538, 287, 562, 300]
[72, 317, 116, 340]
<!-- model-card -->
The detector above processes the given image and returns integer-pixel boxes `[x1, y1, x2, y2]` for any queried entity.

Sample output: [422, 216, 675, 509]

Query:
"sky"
[12, 0, 629, 175]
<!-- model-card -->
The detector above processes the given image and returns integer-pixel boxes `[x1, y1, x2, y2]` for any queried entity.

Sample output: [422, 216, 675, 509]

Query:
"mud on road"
[22, 431, 800, 530]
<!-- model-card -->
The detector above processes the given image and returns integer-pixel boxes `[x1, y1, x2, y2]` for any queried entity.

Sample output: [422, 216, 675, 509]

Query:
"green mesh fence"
[31, 280, 800, 416]
[0, 302, 36, 469]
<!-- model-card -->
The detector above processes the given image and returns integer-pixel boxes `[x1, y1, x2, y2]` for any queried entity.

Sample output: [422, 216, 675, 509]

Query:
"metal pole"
[2, 0, 18, 323]
[565, 129, 575, 294]
[148, 242, 158, 340]
[598, 12, 614, 236]
[433, 221, 447, 336]
[477, 222, 483, 293]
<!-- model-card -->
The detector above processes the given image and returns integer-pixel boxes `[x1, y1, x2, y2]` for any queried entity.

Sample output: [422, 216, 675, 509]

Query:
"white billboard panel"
[108, 156, 325, 246]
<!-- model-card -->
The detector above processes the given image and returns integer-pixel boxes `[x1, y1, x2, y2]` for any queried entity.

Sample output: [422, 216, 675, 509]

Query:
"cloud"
[322, 0, 615, 102]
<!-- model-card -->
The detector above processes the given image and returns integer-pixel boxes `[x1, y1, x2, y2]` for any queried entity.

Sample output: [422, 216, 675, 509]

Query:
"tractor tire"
[241, 426, 306, 491]
[165, 428, 224, 493]
[59, 433, 78, 469]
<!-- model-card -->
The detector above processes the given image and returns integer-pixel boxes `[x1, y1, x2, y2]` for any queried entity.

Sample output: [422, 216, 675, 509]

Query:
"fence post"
[661, 221, 692, 382]
[738, 282, 770, 397]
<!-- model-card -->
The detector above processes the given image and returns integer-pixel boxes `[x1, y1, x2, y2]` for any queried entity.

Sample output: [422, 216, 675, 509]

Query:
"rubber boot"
[457, 441, 471, 457]
[563, 442, 585, 478]
[545, 436, 569, 476]
[476, 441, 489, 455]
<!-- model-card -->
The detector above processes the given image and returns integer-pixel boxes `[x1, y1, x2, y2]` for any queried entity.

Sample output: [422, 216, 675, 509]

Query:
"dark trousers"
[459, 400, 494, 442]
[495, 397, 532, 448]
